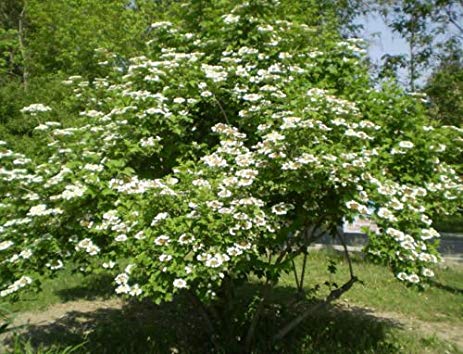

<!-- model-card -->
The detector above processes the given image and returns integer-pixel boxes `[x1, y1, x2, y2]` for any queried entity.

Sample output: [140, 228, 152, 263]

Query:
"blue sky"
[361, 14, 408, 60]
[357, 14, 412, 86]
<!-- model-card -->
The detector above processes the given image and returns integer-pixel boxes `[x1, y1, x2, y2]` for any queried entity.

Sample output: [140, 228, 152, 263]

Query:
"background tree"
[375, 0, 463, 90]
[425, 50, 463, 127]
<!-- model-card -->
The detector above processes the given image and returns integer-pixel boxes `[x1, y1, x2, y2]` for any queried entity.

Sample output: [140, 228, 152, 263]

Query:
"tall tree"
[425, 51, 463, 126]
[375, 0, 463, 90]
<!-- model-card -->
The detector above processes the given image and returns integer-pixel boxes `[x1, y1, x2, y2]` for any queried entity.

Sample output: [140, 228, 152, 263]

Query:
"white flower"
[62, 184, 86, 200]
[377, 208, 397, 222]
[46, 260, 63, 270]
[420, 215, 432, 226]
[21, 103, 52, 114]
[84, 163, 104, 172]
[134, 231, 146, 240]
[242, 94, 262, 102]
[271, 203, 293, 215]
[202, 154, 227, 168]
[115, 234, 128, 242]
[19, 249, 33, 259]
[0, 241, 14, 251]
[103, 261, 116, 269]
[151, 212, 169, 226]
[388, 198, 404, 211]
[227, 246, 243, 257]
[400, 240, 415, 250]
[173, 278, 187, 289]
[218, 188, 232, 198]
[86, 245, 100, 256]
[35, 124, 49, 131]
[77, 238, 92, 250]
[205, 256, 223, 268]
[154, 235, 170, 246]
[140, 136, 160, 148]
[173, 97, 186, 104]
[398, 141, 414, 149]
[281, 161, 301, 170]
[386, 228, 405, 241]
[125, 264, 135, 274]
[129, 284, 142, 296]
[201, 90, 213, 98]
[206, 194, 223, 205]
[218, 207, 233, 214]
[345, 201, 369, 215]
[115, 284, 131, 294]
[397, 272, 407, 281]
[235, 154, 255, 167]
[159, 254, 172, 262]
[192, 179, 211, 188]
[264, 131, 285, 142]
[202, 64, 228, 82]
[178, 233, 195, 244]
[0, 276, 32, 297]
[407, 273, 420, 283]
[27, 204, 48, 216]
[421, 228, 439, 240]
[236, 169, 258, 179]
[115, 273, 129, 285]
[422, 268, 434, 277]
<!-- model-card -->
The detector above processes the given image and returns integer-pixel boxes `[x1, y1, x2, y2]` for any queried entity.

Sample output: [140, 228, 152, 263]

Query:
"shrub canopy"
[0, 0, 462, 303]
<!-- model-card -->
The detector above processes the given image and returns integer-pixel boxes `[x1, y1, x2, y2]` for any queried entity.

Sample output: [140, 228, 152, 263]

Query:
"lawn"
[1, 250, 462, 353]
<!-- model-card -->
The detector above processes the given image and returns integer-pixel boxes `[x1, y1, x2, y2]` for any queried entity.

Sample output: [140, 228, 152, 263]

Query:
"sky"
[357, 13, 412, 86]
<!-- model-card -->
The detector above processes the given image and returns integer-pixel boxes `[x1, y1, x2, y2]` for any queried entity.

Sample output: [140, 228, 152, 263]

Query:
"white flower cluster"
[114, 271, 142, 296]
[0, 276, 32, 297]
[109, 176, 158, 194]
[75, 238, 100, 255]
[20, 103, 52, 114]
[46, 259, 64, 270]
[53, 183, 86, 200]
[202, 64, 228, 83]
[140, 136, 161, 148]
[27, 204, 63, 217]
[197, 252, 230, 268]
[0, 240, 14, 251]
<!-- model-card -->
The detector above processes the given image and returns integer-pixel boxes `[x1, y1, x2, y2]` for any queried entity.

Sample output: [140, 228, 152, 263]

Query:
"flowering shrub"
[0, 0, 462, 345]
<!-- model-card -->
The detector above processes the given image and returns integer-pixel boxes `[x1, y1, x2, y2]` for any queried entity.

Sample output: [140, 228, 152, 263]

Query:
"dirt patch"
[0, 298, 124, 350]
[376, 310, 463, 350]
[11, 298, 124, 329]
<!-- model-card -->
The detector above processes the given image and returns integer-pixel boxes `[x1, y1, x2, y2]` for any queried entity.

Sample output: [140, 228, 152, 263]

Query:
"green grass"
[4, 270, 114, 314]
[280, 250, 463, 324]
[434, 215, 463, 233]
[1, 250, 462, 353]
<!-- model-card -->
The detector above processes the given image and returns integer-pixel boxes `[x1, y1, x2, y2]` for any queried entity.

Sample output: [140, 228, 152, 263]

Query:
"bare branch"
[212, 94, 230, 124]
[273, 277, 358, 341]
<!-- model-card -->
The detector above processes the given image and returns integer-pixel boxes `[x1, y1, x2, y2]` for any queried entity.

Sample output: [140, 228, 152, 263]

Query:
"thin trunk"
[409, 33, 416, 92]
[18, 3, 28, 91]
[272, 277, 358, 342]
[244, 281, 273, 352]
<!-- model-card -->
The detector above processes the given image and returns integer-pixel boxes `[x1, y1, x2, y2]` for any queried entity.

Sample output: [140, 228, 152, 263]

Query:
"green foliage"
[0, 0, 462, 351]
[425, 56, 463, 127]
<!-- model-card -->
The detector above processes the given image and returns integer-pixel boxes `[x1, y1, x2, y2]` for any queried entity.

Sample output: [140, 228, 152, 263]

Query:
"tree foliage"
[375, 0, 463, 90]
[0, 1, 461, 350]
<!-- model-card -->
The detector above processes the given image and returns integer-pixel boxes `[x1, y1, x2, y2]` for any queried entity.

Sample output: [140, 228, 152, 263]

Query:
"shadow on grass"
[55, 273, 115, 302]
[428, 279, 463, 295]
[3, 282, 408, 354]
